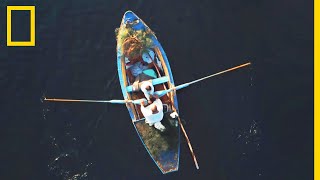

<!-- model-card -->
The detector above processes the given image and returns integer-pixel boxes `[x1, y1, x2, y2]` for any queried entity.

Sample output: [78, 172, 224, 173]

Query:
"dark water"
[0, 0, 313, 179]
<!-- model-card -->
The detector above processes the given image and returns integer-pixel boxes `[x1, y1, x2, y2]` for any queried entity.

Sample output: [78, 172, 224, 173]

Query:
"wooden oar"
[179, 62, 251, 88]
[155, 62, 251, 169]
[172, 106, 200, 169]
[45, 63, 251, 103]
[155, 62, 251, 97]
[44, 98, 146, 105]
[44, 62, 250, 170]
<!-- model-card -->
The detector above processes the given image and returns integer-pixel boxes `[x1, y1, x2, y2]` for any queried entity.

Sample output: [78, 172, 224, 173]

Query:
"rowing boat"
[44, 10, 251, 174]
[116, 11, 181, 174]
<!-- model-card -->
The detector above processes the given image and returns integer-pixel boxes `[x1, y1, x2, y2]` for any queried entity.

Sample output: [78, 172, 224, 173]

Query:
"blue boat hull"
[116, 11, 180, 174]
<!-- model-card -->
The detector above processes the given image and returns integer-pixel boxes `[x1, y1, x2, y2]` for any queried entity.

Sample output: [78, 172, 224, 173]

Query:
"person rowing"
[140, 80, 154, 102]
[140, 94, 165, 132]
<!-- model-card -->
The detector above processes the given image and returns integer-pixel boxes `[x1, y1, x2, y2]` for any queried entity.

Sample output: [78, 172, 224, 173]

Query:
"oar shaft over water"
[180, 62, 251, 88]
[44, 98, 144, 104]
[44, 62, 251, 170]
[178, 115, 200, 169]
[157, 62, 251, 95]
[44, 98, 111, 103]
[45, 62, 251, 104]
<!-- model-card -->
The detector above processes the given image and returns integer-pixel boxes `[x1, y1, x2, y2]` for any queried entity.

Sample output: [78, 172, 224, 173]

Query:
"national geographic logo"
[6, 6, 35, 46]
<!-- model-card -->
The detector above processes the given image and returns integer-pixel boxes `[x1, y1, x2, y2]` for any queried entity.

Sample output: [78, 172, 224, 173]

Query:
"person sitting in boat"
[140, 80, 154, 102]
[140, 95, 165, 132]
[122, 37, 159, 83]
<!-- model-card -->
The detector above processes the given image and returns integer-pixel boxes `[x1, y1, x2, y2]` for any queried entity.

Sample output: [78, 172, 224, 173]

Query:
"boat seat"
[126, 76, 169, 93]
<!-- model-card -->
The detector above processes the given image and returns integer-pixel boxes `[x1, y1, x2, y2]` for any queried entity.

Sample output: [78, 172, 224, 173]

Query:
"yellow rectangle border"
[315, 0, 319, 179]
[7, 6, 35, 46]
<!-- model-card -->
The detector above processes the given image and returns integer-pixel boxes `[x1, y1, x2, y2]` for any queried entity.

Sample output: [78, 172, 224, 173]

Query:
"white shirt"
[141, 99, 164, 124]
[140, 81, 154, 101]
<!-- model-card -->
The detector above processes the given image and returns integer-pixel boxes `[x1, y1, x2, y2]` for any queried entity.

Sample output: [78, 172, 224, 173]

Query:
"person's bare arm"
[140, 99, 146, 107]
